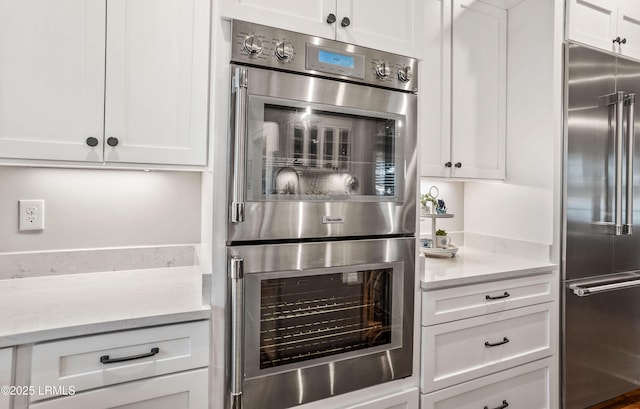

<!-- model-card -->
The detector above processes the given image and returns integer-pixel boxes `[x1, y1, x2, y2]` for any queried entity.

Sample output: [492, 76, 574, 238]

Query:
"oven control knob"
[397, 66, 412, 83]
[274, 41, 294, 62]
[243, 34, 263, 56]
[375, 62, 390, 79]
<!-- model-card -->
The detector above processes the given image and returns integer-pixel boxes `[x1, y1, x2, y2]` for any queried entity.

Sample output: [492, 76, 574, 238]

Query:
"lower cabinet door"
[0, 348, 12, 409]
[421, 357, 556, 409]
[29, 368, 208, 409]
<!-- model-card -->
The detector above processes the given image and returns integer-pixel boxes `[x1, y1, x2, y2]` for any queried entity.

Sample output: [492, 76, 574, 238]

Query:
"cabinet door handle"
[327, 13, 336, 24]
[85, 137, 99, 147]
[100, 347, 159, 364]
[613, 36, 627, 44]
[454, 162, 462, 168]
[484, 400, 509, 409]
[485, 337, 509, 347]
[106, 137, 119, 147]
[341, 17, 351, 27]
[486, 291, 510, 300]
[444, 161, 452, 168]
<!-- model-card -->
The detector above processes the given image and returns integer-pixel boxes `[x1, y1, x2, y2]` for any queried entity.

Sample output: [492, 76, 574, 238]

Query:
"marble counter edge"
[0, 306, 212, 349]
[420, 264, 557, 291]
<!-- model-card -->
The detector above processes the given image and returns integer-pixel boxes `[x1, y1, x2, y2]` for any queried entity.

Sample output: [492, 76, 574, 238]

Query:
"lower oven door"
[227, 237, 414, 409]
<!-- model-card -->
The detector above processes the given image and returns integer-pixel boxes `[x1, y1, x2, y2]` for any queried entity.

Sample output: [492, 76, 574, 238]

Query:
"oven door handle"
[231, 67, 248, 223]
[229, 256, 245, 404]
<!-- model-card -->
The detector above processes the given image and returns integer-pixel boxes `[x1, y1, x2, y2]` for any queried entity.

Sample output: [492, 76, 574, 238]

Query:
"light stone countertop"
[420, 246, 557, 290]
[0, 265, 210, 348]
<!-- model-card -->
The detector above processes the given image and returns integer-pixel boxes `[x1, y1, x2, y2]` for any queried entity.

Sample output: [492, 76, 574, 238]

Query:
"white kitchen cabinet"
[30, 320, 209, 401]
[421, 0, 506, 179]
[27, 321, 209, 408]
[103, 0, 209, 166]
[343, 388, 419, 409]
[0, 0, 209, 167]
[566, 0, 640, 61]
[421, 357, 556, 409]
[420, 272, 558, 405]
[421, 273, 555, 325]
[219, 0, 425, 58]
[29, 369, 208, 409]
[0, 0, 106, 163]
[0, 348, 13, 409]
[421, 303, 554, 392]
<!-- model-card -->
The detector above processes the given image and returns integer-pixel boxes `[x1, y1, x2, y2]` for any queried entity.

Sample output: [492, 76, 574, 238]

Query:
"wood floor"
[588, 389, 640, 409]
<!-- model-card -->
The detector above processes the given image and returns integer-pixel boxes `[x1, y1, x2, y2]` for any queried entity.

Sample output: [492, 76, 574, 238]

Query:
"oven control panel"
[231, 20, 418, 93]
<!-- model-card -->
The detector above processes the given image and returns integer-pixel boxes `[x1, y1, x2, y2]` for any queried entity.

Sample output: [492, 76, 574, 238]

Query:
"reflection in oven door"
[228, 237, 414, 409]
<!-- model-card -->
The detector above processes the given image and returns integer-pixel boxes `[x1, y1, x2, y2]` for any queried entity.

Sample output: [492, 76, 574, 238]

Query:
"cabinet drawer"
[420, 303, 554, 392]
[0, 348, 12, 409]
[421, 357, 555, 409]
[29, 368, 208, 409]
[30, 320, 209, 401]
[343, 387, 419, 409]
[422, 273, 555, 325]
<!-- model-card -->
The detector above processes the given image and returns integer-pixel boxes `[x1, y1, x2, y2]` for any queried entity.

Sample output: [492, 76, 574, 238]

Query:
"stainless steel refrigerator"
[563, 43, 640, 408]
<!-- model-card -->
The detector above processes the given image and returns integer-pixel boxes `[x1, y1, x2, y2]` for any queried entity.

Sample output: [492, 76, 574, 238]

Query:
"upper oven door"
[227, 64, 417, 243]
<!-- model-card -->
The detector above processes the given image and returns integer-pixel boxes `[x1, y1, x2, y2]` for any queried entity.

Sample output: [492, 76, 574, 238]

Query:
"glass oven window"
[247, 98, 404, 202]
[259, 268, 393, 369]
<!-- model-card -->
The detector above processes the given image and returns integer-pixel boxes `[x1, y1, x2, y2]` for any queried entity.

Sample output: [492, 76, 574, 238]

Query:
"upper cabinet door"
[0, 0, 106, 162]
[104, 0, 210, 166]
[335, 0, 425, 58]
[450, 0, 506, 179]
[617, 0, 640, 60]
[566, 0, 618, 53]
[220, 0, 337, 40]
[421, 0, 452, 177]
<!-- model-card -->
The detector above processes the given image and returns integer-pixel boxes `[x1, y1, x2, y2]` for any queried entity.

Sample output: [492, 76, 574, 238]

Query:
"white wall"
[463, 0, 559, 246]
[0, 167, 201, 253]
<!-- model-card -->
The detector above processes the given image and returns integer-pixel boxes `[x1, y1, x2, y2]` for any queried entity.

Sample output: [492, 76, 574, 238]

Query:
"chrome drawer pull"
[484, 400, 509, 409]
[100, 347, 159, 364]
[486, 291, 510, 300]
[484, 337, 509, 347]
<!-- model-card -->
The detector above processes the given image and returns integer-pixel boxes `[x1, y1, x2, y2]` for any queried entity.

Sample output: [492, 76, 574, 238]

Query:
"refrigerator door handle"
[570, 277, 640, 296]
[615, 91, 625, 235]
[230, 67, 248, 223]
[625, 93, 636, 235]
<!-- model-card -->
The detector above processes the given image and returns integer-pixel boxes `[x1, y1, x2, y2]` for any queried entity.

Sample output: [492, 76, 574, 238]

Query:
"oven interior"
[258, 268, 394, 370]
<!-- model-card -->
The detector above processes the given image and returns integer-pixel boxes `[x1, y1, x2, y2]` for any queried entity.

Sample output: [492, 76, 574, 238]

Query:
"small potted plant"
[435, 229, 451, 248]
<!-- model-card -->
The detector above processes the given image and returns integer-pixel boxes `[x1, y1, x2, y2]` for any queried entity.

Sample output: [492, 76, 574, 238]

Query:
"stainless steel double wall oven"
[226, 20, 418, 409]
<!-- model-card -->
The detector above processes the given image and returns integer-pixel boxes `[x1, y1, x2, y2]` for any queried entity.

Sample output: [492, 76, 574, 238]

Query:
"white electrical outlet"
[19, 199, 45, 231]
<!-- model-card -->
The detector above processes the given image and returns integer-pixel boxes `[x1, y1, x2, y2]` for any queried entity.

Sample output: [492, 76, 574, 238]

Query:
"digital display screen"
[318, 50, 355, 69]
